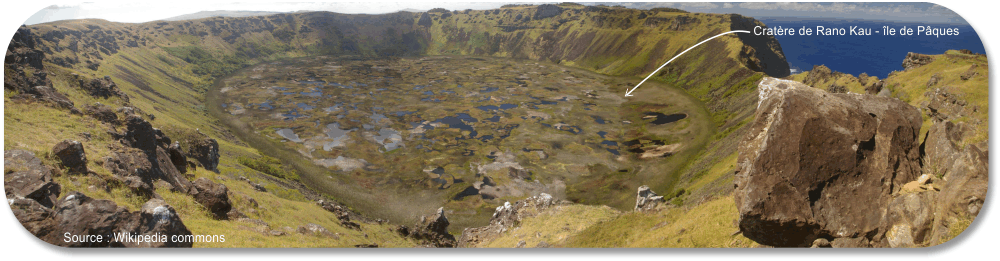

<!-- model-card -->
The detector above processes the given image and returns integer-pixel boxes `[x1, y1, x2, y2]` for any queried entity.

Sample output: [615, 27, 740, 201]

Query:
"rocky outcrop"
[5, 150, 61, 208]
[120, 198, 193, 247]
[458, 194, 559, 247]
[53, 140, 88, 173]
[297, 223, 338, 238]
[104, 114, 193, 194]
[5, 26, 47, 93]
[735, 78, 923, 247]
[7, 149, 195, 248]
[187, 136, 220, 172]
[918, 87, 988, 246]
[85, 103, 120, 124]
[533, 4, 563, 20]
[45, 192, 193, 247]
[634, 185, 665, 211]
[5, 26, 79, 113]
[402, 207, 456, 248]
[317, 199, 361, 230]
[190, 178, 233, 220]
[24, 86, 78, 112]
[960, 64, 979, 80]
[866, 80, 886, 95]
[902, 52, 934, 70]
[76, 75, 130, 102]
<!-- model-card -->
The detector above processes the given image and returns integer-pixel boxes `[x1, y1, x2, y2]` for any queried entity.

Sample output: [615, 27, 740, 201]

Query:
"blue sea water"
[757, 17, 986, 78]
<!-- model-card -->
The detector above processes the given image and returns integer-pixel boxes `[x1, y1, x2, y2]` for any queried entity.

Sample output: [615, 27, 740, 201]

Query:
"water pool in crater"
[214, 55, 713, 226]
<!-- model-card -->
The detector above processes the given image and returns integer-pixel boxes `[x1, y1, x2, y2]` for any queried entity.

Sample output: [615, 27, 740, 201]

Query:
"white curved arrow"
[624, 30, 752, 97]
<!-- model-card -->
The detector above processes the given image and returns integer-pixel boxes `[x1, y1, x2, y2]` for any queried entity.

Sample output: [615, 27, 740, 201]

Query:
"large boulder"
[118, 198, 194, 247]
[85, 103, 120, 125]
[46, 192, 132, 247]
[190, 178, 233, 220]
[53, 140, 88, 173]
[8, 197, 59, 240]
[187, 137, 220, 172]
[167, 142, 188, 174]
[634, 185, 665, 211]
[103, 146, 193, 194]
[39, 192, 193, 247]
[735, 78, 923, 247]
[421, 207, 450, 237]
[4, 150, 61, 208]
[5, 151, 61, 240]
[104, 114, 193, 194]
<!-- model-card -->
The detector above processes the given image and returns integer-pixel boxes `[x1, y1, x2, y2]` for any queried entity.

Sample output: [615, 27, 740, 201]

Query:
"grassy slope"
[789, 50, 988, 147]
[8, 4, 784, 247]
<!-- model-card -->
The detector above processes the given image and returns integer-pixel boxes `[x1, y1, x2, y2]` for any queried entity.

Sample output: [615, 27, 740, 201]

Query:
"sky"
[22, 1, 969, 25]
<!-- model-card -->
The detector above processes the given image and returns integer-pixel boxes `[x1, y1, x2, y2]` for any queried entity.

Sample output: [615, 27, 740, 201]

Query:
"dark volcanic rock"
[4, 150, 61, 208]
[417, 13, 432, 27]
[53, 140, 88, 173]
[118, 198, 194, 247]
[6, 26, 44, 70]
[401, 207, 457, 248]
[735, 78, 923, 247]
[41, 192, 193, 247]
[730, 15, 791, 78]
[29, 86, 78, 111]
[187, 136, 220, 172]
[121, 114, 161, 151]
[46, 192, 130, 247]
[78, 76, 129, 102]
[902, 52, 934, 70]
[191, 178, 233, 220]
[8, 197, 59, 240]
[103, 146, 193, 194]
[167, 142, 188, 174]
[533, 4, 563, 20]
[318, 199, 360, 230]
[4, 26, 64, 109]
[85, 103, 120, 124]
[104, 113, 194, 193]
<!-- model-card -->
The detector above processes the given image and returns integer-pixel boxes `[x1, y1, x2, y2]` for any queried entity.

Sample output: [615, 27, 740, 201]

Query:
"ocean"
[756, 17, 986, 78]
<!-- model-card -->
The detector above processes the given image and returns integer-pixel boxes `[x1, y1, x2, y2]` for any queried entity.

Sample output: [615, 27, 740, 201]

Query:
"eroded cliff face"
[729, 15, 791, 78]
